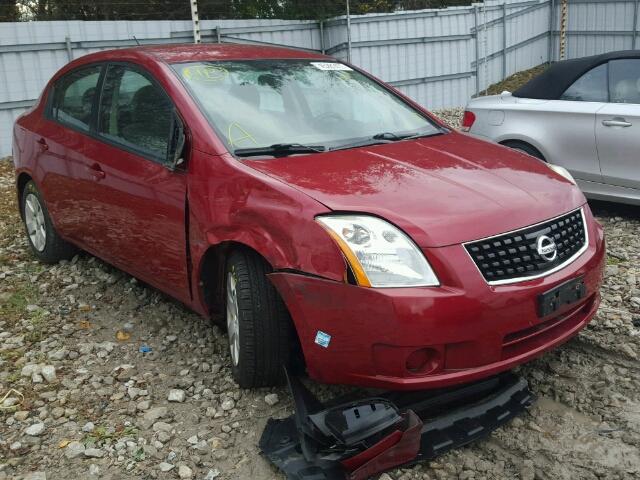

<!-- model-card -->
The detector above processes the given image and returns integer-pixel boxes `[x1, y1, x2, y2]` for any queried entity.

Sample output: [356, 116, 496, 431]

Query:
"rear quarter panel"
[467, 98, 603, 183]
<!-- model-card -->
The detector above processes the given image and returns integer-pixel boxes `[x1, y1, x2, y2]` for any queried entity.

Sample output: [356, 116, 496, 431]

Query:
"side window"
[609, 59, 640, 104]
[560, 63, 608, 102]
[98, 64, 173, 160]
[52, 65, 102, 131]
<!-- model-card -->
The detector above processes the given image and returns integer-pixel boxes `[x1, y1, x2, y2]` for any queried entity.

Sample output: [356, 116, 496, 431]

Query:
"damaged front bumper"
[260, 370, 535, 480]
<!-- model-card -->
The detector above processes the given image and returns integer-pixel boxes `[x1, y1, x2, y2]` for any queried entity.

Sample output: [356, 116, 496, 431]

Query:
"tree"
[0, 0, 20, 21]
[8, 0, 480, 21]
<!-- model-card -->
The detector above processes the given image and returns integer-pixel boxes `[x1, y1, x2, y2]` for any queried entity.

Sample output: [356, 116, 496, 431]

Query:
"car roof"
[72, 43, 330, 66]
[513, 49, 640, 100]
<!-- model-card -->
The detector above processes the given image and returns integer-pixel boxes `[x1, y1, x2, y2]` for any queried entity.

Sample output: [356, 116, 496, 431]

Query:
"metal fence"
[1, 0, 637, 157]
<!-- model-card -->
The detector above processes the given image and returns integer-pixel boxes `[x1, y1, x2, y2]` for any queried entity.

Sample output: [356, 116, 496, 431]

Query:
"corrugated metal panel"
[1, 0, 633, 157]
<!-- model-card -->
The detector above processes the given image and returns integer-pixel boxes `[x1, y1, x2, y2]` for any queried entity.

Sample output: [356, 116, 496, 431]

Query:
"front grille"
[465, 208, 586, 284]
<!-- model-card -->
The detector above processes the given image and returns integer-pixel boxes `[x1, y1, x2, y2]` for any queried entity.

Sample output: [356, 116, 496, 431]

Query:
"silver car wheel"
[226, 271, 240, 366]
[24, 193, 46, 252]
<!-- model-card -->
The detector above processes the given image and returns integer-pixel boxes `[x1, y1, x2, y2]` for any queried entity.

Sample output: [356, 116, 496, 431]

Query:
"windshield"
[172, 60, 442, 154]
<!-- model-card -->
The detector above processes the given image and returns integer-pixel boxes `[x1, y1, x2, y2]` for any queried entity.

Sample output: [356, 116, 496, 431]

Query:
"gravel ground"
[1, 114, 639, 480]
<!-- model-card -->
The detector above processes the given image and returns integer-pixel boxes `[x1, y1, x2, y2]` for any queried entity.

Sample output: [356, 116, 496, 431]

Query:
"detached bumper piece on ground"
[260, 371, 534, 480]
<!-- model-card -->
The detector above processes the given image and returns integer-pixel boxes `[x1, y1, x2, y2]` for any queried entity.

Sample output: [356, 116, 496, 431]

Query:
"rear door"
[79, 63, 190, 301]
[595, 58, 640, 190]
[37, 64, 103, 240]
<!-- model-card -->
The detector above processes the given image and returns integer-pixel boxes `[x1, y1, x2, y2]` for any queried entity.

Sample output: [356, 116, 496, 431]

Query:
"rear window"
[51, 65, 102, 131]
[560, 63, 608, 102]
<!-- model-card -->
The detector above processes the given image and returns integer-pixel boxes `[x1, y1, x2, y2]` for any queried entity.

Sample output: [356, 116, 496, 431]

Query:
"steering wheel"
[315, 111, 345, 123]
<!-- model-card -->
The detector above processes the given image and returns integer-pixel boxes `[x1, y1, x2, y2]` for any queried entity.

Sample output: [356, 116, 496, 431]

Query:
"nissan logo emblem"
[536, 235, 558, 262]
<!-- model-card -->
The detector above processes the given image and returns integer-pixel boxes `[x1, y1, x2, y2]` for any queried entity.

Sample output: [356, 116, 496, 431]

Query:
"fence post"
[346, 0, 352, 62]
[319, 21, 325, 54]
[215, 26, 221, 43]
[502, 3, 507, 80]
[190, 0, 201, 44]
[65, 36, 73, 62]
[633, 0, 639, 49]
[559, 0, 568, 60]
[548, 0, 555, 63]
[474, 5, 480, 95]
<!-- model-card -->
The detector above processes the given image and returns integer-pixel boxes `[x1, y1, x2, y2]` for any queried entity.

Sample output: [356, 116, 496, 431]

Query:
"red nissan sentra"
[13, 45, 605, 390]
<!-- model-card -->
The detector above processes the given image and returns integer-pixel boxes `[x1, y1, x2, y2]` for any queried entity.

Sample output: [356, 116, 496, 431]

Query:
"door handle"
[37, 138, 49, 151]
[88, 163, 105, 180]
[602, 119, 632, 127]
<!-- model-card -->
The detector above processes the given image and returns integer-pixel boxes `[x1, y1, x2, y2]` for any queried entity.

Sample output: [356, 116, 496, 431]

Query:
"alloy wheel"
[226, 271, 240, 366]
[24, 193, 46, 252]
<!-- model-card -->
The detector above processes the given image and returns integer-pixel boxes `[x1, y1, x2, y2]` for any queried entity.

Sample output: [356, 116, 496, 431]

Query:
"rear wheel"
[21, 181, 77, 263]
[225, 249, 292, 388]
[502, 141, 545, 161]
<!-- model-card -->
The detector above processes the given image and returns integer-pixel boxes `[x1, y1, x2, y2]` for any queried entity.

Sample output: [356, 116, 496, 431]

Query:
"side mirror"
[168, 113, 186, 169]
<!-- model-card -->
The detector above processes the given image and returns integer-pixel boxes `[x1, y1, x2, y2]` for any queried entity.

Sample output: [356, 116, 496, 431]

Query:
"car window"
[173, 60, 439, 152]
[98, 64, 173, 160]
[51, 65, 102, 131]
[609, 59, 640, 104]
[560, 63, 608, 102]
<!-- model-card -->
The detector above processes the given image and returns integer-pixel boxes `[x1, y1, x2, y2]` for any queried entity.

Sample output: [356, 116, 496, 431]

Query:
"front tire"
[225, 249, 292, 388]
[21, 181, 77, 263]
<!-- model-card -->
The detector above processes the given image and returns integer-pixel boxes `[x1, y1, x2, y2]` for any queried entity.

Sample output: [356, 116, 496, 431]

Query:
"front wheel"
[225, 249, 292, 388]
[21, 181, 77, 263]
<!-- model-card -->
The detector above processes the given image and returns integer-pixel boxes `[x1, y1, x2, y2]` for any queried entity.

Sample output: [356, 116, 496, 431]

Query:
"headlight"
[316, 215, 439, 288]
[548, 164, 576, 185]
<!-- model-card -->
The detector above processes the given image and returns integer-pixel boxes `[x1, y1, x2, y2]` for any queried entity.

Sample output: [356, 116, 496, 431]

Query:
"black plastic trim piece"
[260, 371, 535, 480]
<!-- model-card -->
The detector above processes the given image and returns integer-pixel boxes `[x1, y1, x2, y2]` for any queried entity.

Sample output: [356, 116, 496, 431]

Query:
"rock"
[14, 411, 29, 421]
[141, 407, 168, 428]
[21, 364, 41, 377]
[187, 435, 199, 445]
[88, 464, 100, 476]
[25, 422, 45, 436]
[178, 465, 193, 479]
[10, 441, 22, 451]
[82, 421, 95, 433]
[65, 441, 85, 459]
[620, 343, 638, 359]
[84, 448, 105, 458]
[168, 389, 186, 403]
[264, 393, 279, 406]
[23, 473, 47, 480]
[51, 407, 65, 419]
[520, 460, 535, 480]
[378, 474, 393, 480]
[158, 462, 175, 472]
[153, 421, 173, 433]
[204, 470, 221, 480]
[41, 365, 57, 382]
[136, 400, 151, 411]
[220, 398, 235, 411]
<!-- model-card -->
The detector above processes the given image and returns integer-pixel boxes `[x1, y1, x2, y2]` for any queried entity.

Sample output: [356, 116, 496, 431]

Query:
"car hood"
[246, 132, 586, 247]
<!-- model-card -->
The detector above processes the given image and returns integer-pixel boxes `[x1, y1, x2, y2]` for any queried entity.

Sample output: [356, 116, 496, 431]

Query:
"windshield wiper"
[372, 130, 445, 141]
[234, 143, 326, 158]
[330, 130, 444, 152]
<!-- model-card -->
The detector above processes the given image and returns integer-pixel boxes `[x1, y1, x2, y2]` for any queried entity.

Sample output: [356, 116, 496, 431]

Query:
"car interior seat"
[121, 85, 172, 155]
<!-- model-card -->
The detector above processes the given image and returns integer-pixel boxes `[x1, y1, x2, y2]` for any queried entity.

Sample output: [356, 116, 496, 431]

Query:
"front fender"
[187, 150, 347, 314]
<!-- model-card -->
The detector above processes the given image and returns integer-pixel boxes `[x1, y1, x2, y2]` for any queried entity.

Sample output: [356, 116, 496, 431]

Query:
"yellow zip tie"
[0, 388, 25, 409]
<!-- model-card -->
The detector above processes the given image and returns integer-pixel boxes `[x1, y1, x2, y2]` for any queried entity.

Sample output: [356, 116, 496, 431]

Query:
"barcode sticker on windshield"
[311, 62, 353, 71]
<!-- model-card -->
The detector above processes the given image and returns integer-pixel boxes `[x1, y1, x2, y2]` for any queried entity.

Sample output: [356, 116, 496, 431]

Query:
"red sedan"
[12, 44, 605, 390]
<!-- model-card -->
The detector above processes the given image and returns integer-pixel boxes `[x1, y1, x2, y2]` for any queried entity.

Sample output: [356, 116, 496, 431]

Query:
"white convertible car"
[464, 50, 640, 205]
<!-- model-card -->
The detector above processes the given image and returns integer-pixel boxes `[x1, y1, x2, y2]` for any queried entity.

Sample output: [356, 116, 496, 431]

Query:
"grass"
[606, 255, 625, 265]
[481, 63, 550, 96]
[82, 425, 138, 448]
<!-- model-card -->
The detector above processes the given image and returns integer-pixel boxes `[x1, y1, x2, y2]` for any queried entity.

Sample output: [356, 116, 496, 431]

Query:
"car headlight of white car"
[548, 164, 576, 185]
[316, 215, 439, 287]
